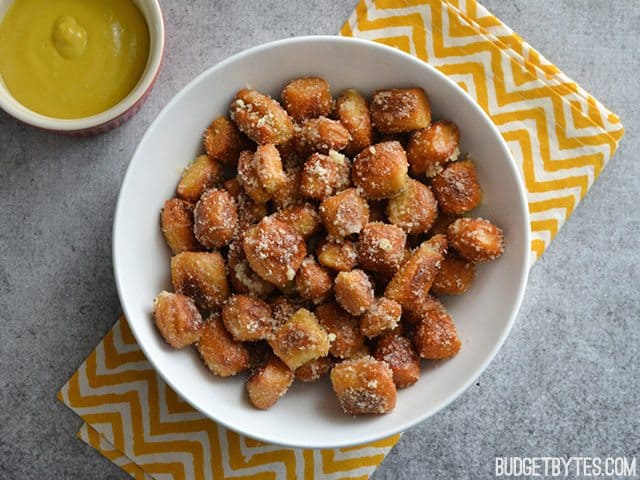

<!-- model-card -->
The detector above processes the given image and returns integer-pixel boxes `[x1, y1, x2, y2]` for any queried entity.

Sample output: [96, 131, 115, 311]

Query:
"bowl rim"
[113, 35, 531, 449]
[0, 0, 165, 131]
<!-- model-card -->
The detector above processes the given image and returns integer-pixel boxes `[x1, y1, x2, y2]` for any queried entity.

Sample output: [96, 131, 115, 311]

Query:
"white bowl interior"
[0, 0, 164, 130]
[114, 36, 530, 449]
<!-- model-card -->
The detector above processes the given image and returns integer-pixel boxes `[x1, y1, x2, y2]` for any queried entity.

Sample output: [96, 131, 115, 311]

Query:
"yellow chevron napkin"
[58, 1, 623, 478]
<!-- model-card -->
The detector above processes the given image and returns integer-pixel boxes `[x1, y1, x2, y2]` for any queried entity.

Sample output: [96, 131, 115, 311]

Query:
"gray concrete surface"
[0, 1, 638, 478]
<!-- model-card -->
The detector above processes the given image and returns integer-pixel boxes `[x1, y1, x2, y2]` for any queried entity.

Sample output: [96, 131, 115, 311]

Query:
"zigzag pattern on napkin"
[341, 0, 624, 261]
[59, 318, 400, 480]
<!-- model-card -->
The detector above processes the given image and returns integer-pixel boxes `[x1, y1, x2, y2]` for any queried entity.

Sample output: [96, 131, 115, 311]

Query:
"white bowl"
[0, 0, 164, 135]
[113, 36, 530, 449]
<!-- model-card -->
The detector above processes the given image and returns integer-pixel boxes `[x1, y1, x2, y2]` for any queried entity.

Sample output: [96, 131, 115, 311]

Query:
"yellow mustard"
[0, 0, 150, 119]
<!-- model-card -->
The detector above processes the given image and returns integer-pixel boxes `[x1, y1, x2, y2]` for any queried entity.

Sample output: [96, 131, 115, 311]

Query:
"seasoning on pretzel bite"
[177, 154, 223, 203]
[171, 251, 230, 313]
[161, 198, 201, 255]
[360, 297, 402, 338]
[193, 189, 238, 249]
[319, 188, 369, 239]
[295, 116, 351, 156]
[373, 332, 420, 388]
[352, 141, 409, 200]
[227, 240, 275, 297]
[406, 120, 460, 177]
[413, 298, 461, 359]
[334, 269, 374, 316]
[330, 356, 397, 415]
[296, 256, 333, 304]
[300, 151, 351, 201]
[254, 144, 286, 194]
[386, 178, 438, 235]
[203, 116, 250, 165]
[431, 159, 482, 214]
[222, 294, 274, 342]
[384, 234, 447, 315]
[196, 313, 250, 376]
[269, 308, 331, 370]
[316, 239, 359, 271]
[358, 222, 407, 273]
[270, 296, 307, 332]
[281, 76, 333, 122]
[294, 356, 334, 382]
[370, 88, 431, 134]
[243, 216, 307, 288]
[247, 355, 294, 409]
[223, 179, 268, 229]
[273, 204, 321, 240]
[334, 89, 373, 156]
[230, 89, 294, 145]
[272, 168, 303, 209]
[315, 302, 365, 359]
[153, 291, 203, 348]
[431, 253, 476, 295]
[447, 217, 504, 263]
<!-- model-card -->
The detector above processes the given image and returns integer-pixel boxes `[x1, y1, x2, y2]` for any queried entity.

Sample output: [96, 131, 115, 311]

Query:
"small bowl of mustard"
[0, 0, 164, 135]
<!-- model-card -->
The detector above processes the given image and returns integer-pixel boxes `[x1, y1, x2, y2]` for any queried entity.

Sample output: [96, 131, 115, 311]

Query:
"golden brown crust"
[222, 294, 274, 342]
[171, 251, 230, 313]
[447, 217, 504, 263]
[406, 121, 460, 177]
[230, 89, 294, 145]
[431, 253, 476, 295]
[295, 256, 333, 304]
[254, 144, 286, 195]
[386, 179, 438, 235]
[295, 116, 351, 156]
[272, 204, 321, 240]
[352, 141, 409, 200]
[196, 314, 250, 376]
[358, 222, 407, 274]
[315, 302, 364, 359]
[176, 155, 223, 203]
[294, 356, 334, 382]
[193, 189, 238, 249]
[431, 159, 482, 215]
[153, 291, 203, 348]
[370, 88, 431, 134]
[413, 299, 461, 359]
[247, 355, 294, 409]
[334, 269, 374, 316]
[360, 297, 402, 338]
[227, 239, 275, 297]
[334, 89, 372, 156]
[316, 240, 359, 272]
[203, 116, 250, 165]
[319, 188, 370, 239]
[300, 151, 351, 201]
[161, 198, 202, 255]
[373, 332, 420, 388]
[272, 168, 303, 209]
[281, 77, 333, 122]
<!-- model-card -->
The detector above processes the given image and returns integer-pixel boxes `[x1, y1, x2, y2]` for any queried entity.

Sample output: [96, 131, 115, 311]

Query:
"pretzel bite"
[384, 234, 447, 315]
[317, 239, 359, 271]
[447, 217, 504, 262]
[227, 240, 275, 297]
[171, 251, 230, 313]
[193, 189, 238, 249]
[300, 151, 351, 201]
[358, 222, 407, 273]
[222, 294, 274, 342]
[296, 257, 333, 304]
[281, 76, 333, 122]
[431, 253, 476, 295]
[360, 297, 402, 338]
[272, 168, 303, 209]
[295, 116, 350, 156]
[203, 116, 250, 165]
[270, 296, 307, 332]
[255, 144, 286, 194]
[277, 138, 304, 170]
[319, 188, 369, 239]
[370, 88, 431, 134]
[406, 121, 460, 177]
[330, 356, 397, 415]
[243, 217, 307, 288]
[294, 356, 333, 382]
[237, 151, 269, 204]
[230, 89, 294, 145]
[196, 313, 249, 376]
[431, 159, 481, 214]
[161, 198, 201, 255]
[413, 298, 461, 359]
[235, 191, 268, 229]
[247, 355, 294, 409]
[315, 302, 365, 359]
[273, 204, 321, 240]
[352, 141, 409, 200]
[386, 178, 438, 235]
[334, 89, 373, 156]
[153, 291, 203, 348]
[177, 155, 223, 203]
[269, 308, 331, 370]
[334, 269, 374, 316]
[373, 332, 420, 388]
